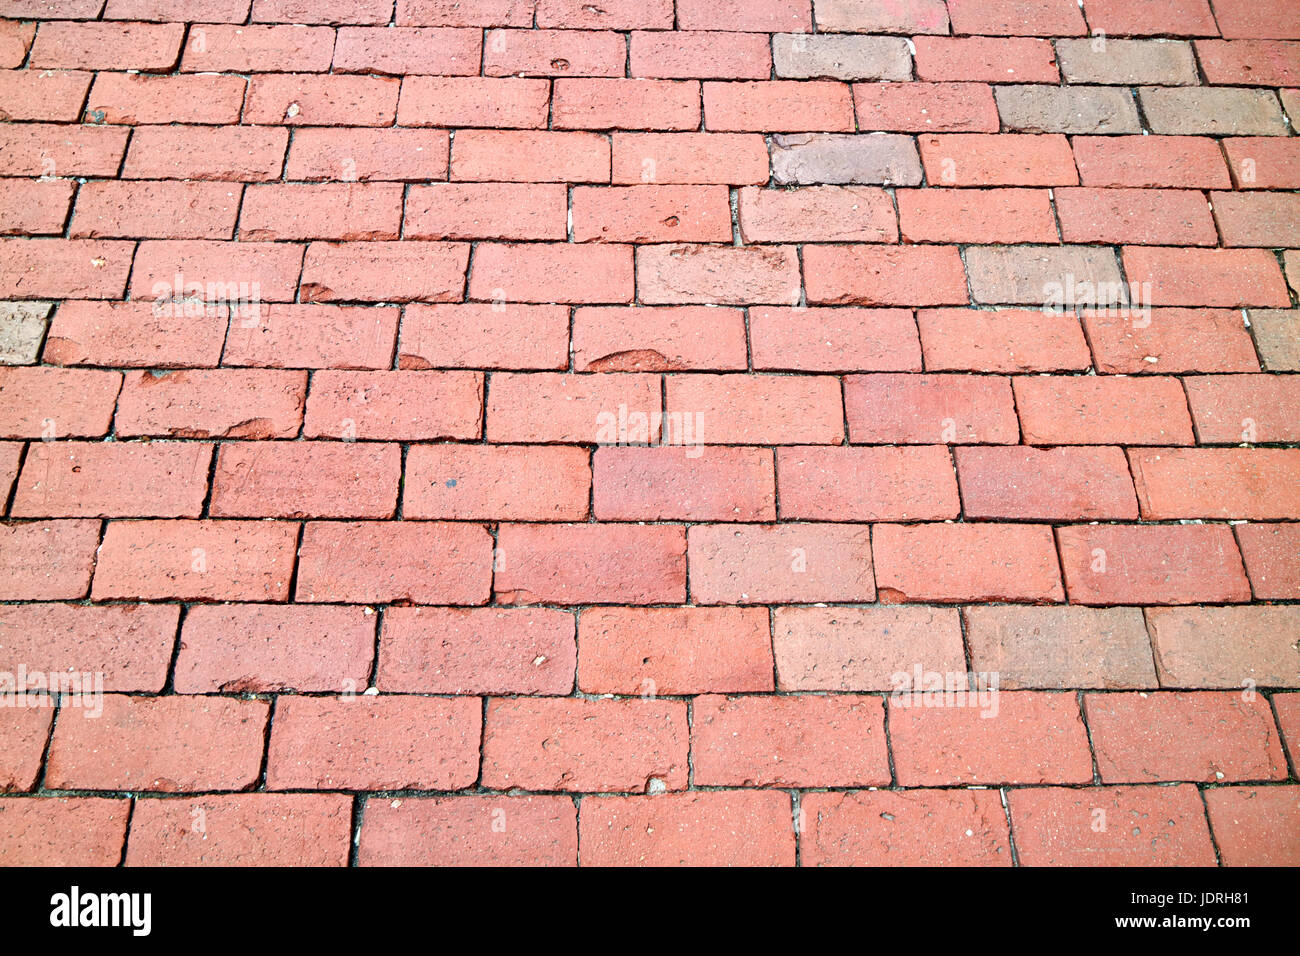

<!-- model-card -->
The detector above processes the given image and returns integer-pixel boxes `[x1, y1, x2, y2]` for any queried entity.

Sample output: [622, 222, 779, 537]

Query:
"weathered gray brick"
[1248, 310, 1300, 371]
[0, 302, 52, 365]
[1055, 38, 1198, 85]
[965, 246, 1125, 306]
[995, 85, 1141, 134]
[770, 132, 922, 185]
[1139, 88, 1289, 136]
[773, 33, 912, 80]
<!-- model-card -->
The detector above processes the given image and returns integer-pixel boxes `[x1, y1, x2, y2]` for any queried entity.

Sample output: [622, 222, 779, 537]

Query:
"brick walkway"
[1, 0, 1298, 867]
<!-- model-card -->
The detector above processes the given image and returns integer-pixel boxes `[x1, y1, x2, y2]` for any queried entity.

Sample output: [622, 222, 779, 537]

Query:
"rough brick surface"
[3, 1, 1298, 869]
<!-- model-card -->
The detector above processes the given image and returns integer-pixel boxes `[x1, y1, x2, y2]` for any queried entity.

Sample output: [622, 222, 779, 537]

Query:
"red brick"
[573, 186, 731, 244]
[301, 241, 468, 303]
[1, 706, 52, 792]
[87, 72, 245, 125]
[1083, 0, 1217, 36]
[131, 239, 304, 303]
[123, 125, 288, 181]
[398, 0, 535, 26]
[1010, 786, 1217, 866]
[666, 373, 843, 444]
[296, 520, 493, 604]
[0, 20, 35, 69]
[844, 373, 1019, 444]
[1013, 376, 1195, 445]
[919, 133, 1078, 186]
[1196, 39, 1300, 85]
[494, 523, 687, 605]
[181, 23, 334, 72]
[240, 183, 402, 242]
[594, 446, 774, 521]
[1223, 137, 1300, 189]
[268, 695, 482, 790]
[703, 80, 853, 132]
[1087, 692, 1286, 783]
[0, 603, 177, 692]
[1213, 191, 1300, 247]
[916, 309, 1089, 372]
[1205, 787, 1300, 867]
[0, 442, 18, 501]
[470, 243, 631, 303]
[913, 36, 1059, 82]
[803, 789, 1013, 866]
[694, 693, 887, 788]
[578, 606, 772, 695]
[630, 30, 772, 79]
[1072, 136, 1227, 190]
[379, 606, 576, 695]
[751, 307, 921, 372]
[1147, 606, 1300, 688]
[115, 368, 305, 439]
[1131, 448, 1300, 521]
[804, 245, 968, 307]
[126, 794, 352, 867]
[580, 791, 794, 867]
[175, 604, 375, 694]
[1123, 246, 1290, 308]
[773, 605, 966, 692]
[573, 306, 747, 371]
[963, 605, 1157, 689]
[638, 244, 801, 306]
[853, 81, 999, 132]
[406, 183, 567, 241]
[554, 78, 700, 131]
[0, 180, 74, 236]
[1188, 375, 1300, 443]
[0, 520, 98, 601]
[486, 372, 660, 443]
[1277, 694, 1300, 766]
[1083, 308, 1260, 374]
[678, 0, 810, 31]
[399, 303, 569, 370]
[0, 367, 120, 439]
[0, 798, 129, 867]
[333, 26, 480, 74]
[482, 697, 688, 792]
[287, 128, 449, 182]
[397, 76, 550, 128]
[484, 28, 625, 77]
[30, 20, 183, 70]
[224, 304, 400, 370]
[452, 130, 610, 183]
[738, 185, 898, 243]
[359, 795, 578, 867]
[1236, 522, 1300, 599]
[71, 181, 240, 241]
[612, 132, 770, 185]
[92, 519, 297, 602]
[1057, 524, 1252, 605]
[0, 68, 91, 122]
[688, 523, 875, 604]
[244, 74, 399, 126]
[1057, 187, 1216, 246]
[302, 370, 481, 441]
[0, 238, 133, 299]
[46, 695, 268, 792]
[874, 523, 1064, 604]
[106, 0, 252, 20]
[406, 444, 589, 521]
[13, 441, 210, 518]
[0, 123, 127, 178]
[777, 445, 959, 521]
[891, 691, 1092, 785]
[945, 0, 1085, 35]
[898, 188, 1056, 244]
[248, 0, 390, 21]
[211, 442, 397, 519]
[956, 446, 1138, 521]
[1214, 0, 1300, 39]
[537, 0, 672, 28]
